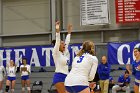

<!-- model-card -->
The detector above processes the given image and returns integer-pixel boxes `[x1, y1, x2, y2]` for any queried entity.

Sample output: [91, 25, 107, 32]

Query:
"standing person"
[20, 58, 31, 93]
[0, 64, 6, 93]
[126, 48, 140, 93]
[112, 70, 130, 93]
[52, 21, 72, 93]
[65, 40, 98, 93]
[5, 60, 17, 93]
[98, 56, 111, 93]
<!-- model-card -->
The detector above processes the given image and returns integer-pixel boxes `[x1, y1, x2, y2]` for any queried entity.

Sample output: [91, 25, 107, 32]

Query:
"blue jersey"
[132, 60, 140, 80]
[118, 74, 131, 83]
[97, 63, 111, 80]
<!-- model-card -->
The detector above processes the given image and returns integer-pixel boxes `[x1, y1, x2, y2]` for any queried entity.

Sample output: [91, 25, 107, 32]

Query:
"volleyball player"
[65, 40, 98, 93]
[126, 48, 140, 93]
[5, 60, 17, 93]
[52, 21, 72, 93]
[0, 64, 6, 93]
[20, 58, 31, 93]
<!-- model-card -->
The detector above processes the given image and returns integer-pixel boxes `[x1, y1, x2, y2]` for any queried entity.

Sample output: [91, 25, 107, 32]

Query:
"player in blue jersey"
[52, 21, 72, 93]
[126, 48, 140, 93]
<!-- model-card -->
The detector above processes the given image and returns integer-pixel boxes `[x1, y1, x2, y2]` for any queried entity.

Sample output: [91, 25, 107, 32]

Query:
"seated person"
[112, 70, 131, 93]
[109, 76, 115, 89]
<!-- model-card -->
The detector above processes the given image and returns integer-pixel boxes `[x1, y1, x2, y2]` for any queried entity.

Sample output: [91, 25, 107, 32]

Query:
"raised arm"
[89, 57, 98, 81]
[126, 64, 132, 75]
[53, 21, 61, 55]
[65, 24, 72, 48]
[64, 24, 72, 55]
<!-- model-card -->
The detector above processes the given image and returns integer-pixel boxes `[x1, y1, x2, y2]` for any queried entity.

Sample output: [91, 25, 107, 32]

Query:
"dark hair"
[22, 58, 27, 61]
[51, 40, 56, 46]
[134, 47, 140, 52]
[125, 70, 129, 74]
[22, 58, 27, 64]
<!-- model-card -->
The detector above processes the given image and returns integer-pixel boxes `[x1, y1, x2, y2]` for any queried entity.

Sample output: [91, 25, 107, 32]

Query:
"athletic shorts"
[7, 76, 16, 81]
[65, 85, 88, 93]
[135, 82, 139, 86]
[135, 79, 140, 86]
[52, 73, 67, 85]
[21, 75, 29, 80]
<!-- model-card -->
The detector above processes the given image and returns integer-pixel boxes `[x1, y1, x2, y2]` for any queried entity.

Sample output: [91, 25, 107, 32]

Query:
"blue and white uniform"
[52, 32, 71, 84]
[65, 53, 98, 93]
[20, 64, 31, 80]
[132, 60, 140, 88]
[0, 66, 6, 81]
[6, 66, 17, 81]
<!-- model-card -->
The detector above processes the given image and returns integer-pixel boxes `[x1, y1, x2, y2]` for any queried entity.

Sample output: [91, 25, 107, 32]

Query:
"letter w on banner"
[107, 41, 140, 65]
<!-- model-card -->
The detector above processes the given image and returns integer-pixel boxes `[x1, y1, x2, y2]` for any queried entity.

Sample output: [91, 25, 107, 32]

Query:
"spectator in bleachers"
[0, 64, 6, 93]
[126, 48, 140, 93]
[112, 70, 130, 93]
[52, 21, 72, 93]
[20, 58, 31, 93]
[98, 56, 111, 93]
[109, 76, 115, 89]
[5, 60, 17, 93]
[65, 40, 98, 93]
[108, 76, 115, 93]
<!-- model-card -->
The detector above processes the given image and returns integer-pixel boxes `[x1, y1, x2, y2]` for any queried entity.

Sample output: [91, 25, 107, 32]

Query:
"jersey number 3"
[77, 56, 84, 63]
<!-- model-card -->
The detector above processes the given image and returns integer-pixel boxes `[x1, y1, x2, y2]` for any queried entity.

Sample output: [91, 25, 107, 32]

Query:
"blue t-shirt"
[118, 74, 131, 83]
[132, 60, 140, 80]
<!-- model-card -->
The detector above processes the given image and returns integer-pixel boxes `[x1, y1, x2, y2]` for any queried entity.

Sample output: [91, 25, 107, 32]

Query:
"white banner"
[80, 0, 110, 25]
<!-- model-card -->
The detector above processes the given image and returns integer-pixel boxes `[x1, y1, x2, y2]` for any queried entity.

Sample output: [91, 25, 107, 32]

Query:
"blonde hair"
[77, 40, 95, 56]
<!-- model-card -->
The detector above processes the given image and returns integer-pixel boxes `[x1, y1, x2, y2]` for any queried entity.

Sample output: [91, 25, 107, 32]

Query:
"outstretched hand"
[56, 21, 60, 33]
[67, 24, 72, 34]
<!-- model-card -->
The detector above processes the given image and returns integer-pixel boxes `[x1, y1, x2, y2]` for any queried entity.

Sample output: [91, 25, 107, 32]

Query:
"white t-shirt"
[52, 32, 71, 75]
[6, 66, 17, 77]
[20, 64, 31, 76]
[65, 53, 98, 86]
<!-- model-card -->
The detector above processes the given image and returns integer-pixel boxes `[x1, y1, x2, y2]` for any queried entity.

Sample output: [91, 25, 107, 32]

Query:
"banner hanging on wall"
[80, 0, 110, 25]
[116, 0, 140, 23]
[0, 44, 82, 67]
[108, 41, 140, 65]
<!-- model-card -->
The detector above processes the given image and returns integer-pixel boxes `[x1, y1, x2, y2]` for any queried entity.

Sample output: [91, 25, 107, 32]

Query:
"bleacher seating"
[1, 65, 135, 93]
[109, 65, 134, 93]
[2, 67, 55, 93]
